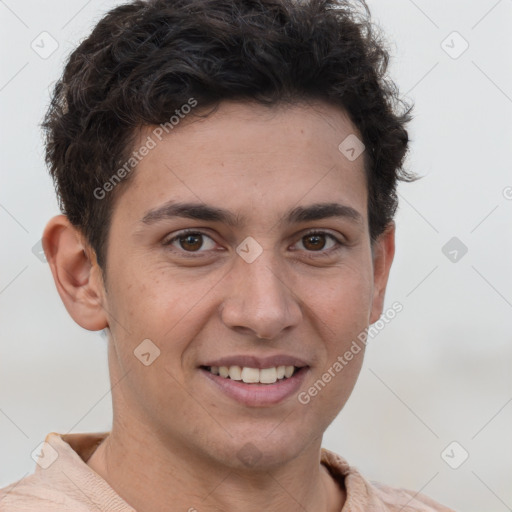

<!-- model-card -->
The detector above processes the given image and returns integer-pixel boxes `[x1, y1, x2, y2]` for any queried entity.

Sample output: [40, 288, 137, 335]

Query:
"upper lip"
[200, 354, 309, 369]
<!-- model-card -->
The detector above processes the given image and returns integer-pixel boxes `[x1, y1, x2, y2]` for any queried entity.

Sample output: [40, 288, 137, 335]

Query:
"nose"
[219, 249, 303, 340]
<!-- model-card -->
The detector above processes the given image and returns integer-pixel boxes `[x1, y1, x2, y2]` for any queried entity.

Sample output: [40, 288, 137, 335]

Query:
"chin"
[211, 429, 310, 472]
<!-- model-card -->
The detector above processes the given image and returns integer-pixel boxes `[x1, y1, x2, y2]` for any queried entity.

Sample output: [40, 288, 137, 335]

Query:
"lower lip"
[200, 367, 309, 407]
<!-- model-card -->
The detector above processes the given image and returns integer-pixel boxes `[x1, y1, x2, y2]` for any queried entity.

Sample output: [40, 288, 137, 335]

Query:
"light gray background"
[1, 1, 511, 510]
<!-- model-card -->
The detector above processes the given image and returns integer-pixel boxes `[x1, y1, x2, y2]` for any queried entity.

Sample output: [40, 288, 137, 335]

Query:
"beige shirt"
[0, 431, 455, 511]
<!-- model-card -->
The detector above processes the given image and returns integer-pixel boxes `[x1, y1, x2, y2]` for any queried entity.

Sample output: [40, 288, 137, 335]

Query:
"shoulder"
[369, 480, 457, 512]
[0, 474, 91, 512]
[320, 447, 456, 512]
[0, 431, 116, 512]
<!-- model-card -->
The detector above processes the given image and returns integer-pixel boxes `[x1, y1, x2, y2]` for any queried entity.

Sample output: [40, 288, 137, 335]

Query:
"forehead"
[114, 99, 368, 228]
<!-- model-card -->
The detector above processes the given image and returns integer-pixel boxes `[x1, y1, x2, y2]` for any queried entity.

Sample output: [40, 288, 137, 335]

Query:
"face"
[49, 99, 394, 470]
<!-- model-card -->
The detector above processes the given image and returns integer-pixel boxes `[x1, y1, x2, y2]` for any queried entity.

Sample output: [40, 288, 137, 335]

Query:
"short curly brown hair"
[42, 0, 415, 272]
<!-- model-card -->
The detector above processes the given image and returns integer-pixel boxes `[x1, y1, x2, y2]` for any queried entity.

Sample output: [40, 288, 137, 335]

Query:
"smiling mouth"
[200, 365, 301, 384]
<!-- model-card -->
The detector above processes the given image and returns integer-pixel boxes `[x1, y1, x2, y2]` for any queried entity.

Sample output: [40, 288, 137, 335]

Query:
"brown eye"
[297, 231, 341, 253]
[302, 233, 327, 251]
[163, 230, 216, 254]
[179, 233, 203, 251]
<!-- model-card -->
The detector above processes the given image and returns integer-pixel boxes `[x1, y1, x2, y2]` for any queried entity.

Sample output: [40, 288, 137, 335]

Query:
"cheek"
[106, 263, 216, 370]
[309, 261, 374, 324]
[109, 261, 182, 326]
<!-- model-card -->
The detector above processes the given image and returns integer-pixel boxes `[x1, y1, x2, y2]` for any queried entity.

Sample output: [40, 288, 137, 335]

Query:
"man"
[0, 0, 455, 510]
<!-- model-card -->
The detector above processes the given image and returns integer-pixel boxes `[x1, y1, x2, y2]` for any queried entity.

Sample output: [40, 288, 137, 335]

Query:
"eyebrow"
[140, 201, 363, 227]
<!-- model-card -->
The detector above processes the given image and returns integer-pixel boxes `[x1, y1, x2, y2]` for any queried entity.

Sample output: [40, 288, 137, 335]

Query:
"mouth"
[199, 364, 309, 407]
[200, 364, 301, 384]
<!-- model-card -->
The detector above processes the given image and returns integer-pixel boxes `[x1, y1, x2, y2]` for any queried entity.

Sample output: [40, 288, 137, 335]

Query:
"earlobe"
[42, 214, 108, 331]
[369, 221, 396, 324]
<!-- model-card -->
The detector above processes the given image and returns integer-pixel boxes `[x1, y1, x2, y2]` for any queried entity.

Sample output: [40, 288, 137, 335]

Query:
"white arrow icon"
[236, 236, 262, 263]
[134, 339, 160, 365]
[338, 134, 365, 161]
[31, 441, 58, 469]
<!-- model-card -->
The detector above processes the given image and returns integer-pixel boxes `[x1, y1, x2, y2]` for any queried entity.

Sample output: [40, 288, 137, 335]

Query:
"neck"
[86, 425, 345, 512]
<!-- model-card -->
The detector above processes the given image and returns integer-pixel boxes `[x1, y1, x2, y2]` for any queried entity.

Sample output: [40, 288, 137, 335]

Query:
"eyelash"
[162, 229, 345, 258]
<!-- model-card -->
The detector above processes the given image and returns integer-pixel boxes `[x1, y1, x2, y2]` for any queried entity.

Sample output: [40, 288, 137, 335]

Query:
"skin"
[43, 99, 395, 512]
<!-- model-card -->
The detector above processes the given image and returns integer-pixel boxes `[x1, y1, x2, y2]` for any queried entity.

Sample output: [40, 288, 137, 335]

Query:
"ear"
[369, 221, 395, 324]
[42, 214, 108, 331]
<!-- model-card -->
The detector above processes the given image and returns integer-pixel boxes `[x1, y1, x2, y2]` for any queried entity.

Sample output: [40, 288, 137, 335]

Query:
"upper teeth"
[209, 365, 296, 384]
